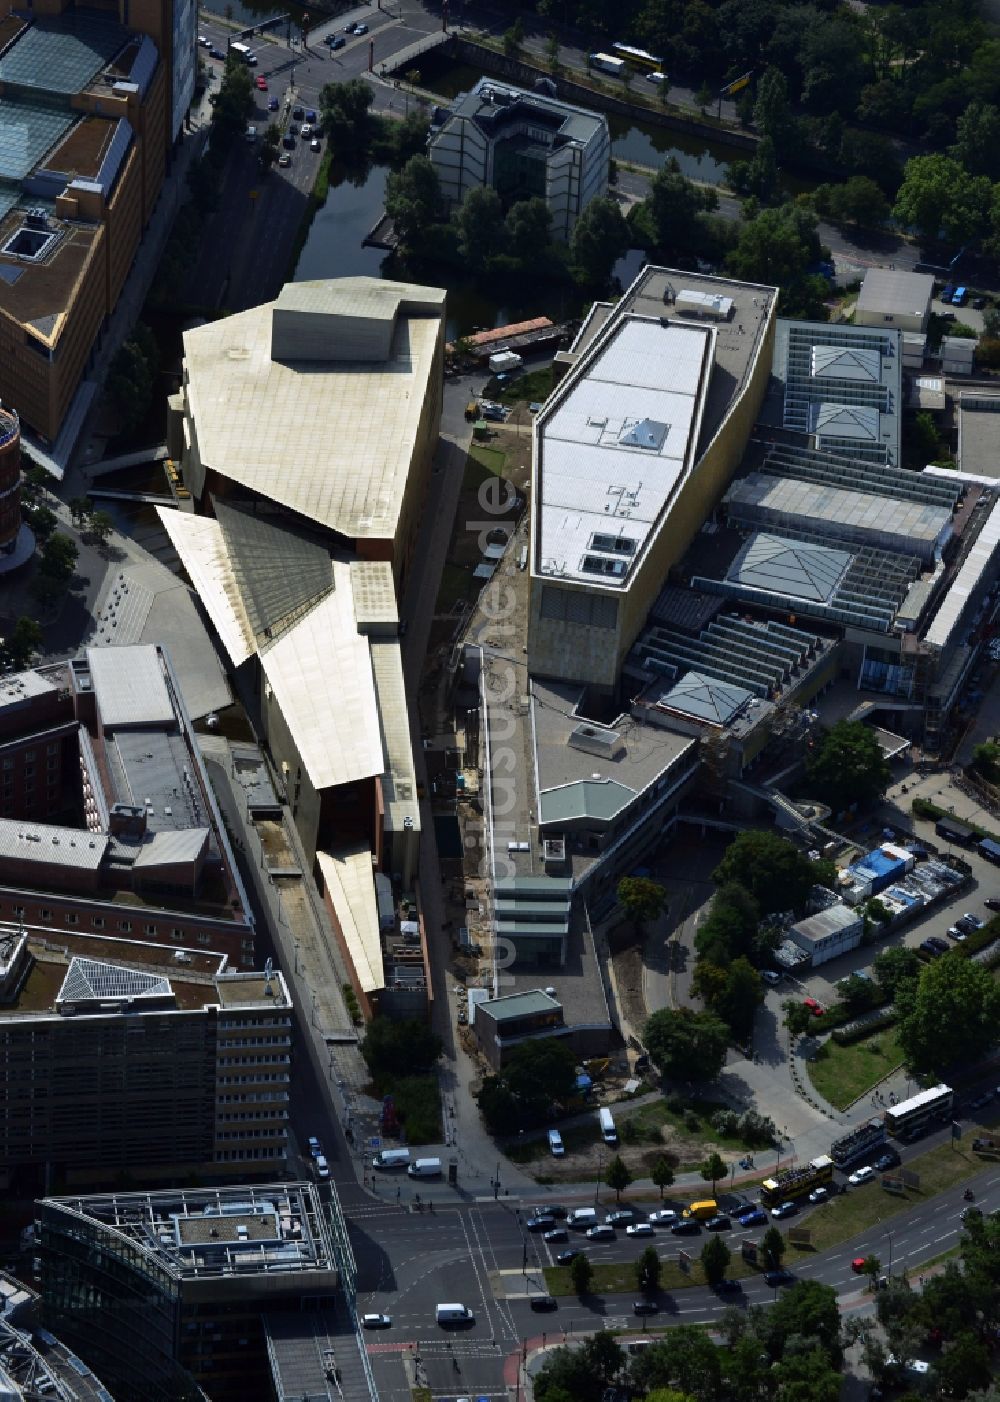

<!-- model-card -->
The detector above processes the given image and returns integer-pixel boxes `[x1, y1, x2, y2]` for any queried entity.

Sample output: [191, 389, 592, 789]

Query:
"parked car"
[282, 133, 295, 149]
[530, 1204, 568, 1219]
[671, 1219, 701, 1235]
[626, 1222, 655, 1237]
[874, 1150, 900, 1172]
[292, 106, 304, 119]
[633, 1300, 660, 1315]
[946, 926, 969, 942]
[952, 286, 968, 305]
[310, 137, 322, 151]
[984, 898, 1000, 912]
[300, 123, 312, 137]
[764, 1269, 794, 1287]
[969, 1088, 995, 1111]
[972, 295, 987, 309]
[256, 75, 267, 89]
[268, 96, 279, 110]
[305, 109, 317, 121]
[277, 152, 291, 166]
[762, 970, 782, 985]
[526, 1215, 555, 1232]
[198, 34, 211, 46]
[209, 46, 225, 59]
[354, 22, 368, 33]
[649, 1209, 679, 1226]
[803, 997, 825, 1017]
[327, 34, 346, 49]
[808, 1186, 830, 1204]
[771, 1201, 797, 1219]
[706, 1215, 731, 1231]
[738, 1209, 767, 1228]
[606, 1209, 635, 1226]
[543, 1228, 568, 1243]
[919, 937, 946, 957]
[530, 1295, 558, 1312]
[307, 1136, 322, 1157]
[362, 1313, 392, 1328]
[555, 1249, 580, 1264]
[586, 1224, 615, 1240]
[849, 1165, 876, 1186]
[645, 70, 668, 83]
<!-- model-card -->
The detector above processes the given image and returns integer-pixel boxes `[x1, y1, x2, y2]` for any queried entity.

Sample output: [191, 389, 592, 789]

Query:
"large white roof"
[87, 645, 173, 729]
[156, 510, 255, 666]
[536, 315, 713, 587]
[183, 277, 444, 540]
[316, 847, 383, 994]
[259, 561, 384, 792]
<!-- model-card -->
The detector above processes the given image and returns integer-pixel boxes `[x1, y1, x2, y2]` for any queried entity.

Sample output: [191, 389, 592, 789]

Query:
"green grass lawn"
[466, 443, 507, 479]
[806, 1028, 905, 1111]
[495, 366, 555, 406]
[388, 1075, 441, 1144]
[436, 563, 475, 612]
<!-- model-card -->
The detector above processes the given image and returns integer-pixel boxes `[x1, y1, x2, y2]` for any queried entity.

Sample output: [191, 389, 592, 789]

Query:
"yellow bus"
[682, 1199, 718, 1221]
[611, 41, 665, 72]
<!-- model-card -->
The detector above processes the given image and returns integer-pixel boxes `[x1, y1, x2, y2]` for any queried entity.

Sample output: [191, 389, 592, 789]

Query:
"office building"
[37, 1182, 337, 1402]
[429, 78, 611, 239]
[0, 2, 173, 459]
[0, 406, 33, 570]
[855, 268, 933, 334]
[0, 1270, 116, 1402]
[527, 267, 777, 691]
[0, 644, 254, 965]
[0, 936, 291, 1187]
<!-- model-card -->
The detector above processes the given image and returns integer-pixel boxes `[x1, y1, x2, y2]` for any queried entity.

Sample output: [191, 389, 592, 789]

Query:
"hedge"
[832, 1007, 898, 1045]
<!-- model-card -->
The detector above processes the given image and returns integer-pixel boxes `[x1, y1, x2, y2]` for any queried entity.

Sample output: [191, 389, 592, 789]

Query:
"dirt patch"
[612, 940, 648, 1037]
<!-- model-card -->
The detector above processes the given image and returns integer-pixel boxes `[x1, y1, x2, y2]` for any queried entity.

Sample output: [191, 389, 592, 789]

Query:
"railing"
[0, 408, 18, 450]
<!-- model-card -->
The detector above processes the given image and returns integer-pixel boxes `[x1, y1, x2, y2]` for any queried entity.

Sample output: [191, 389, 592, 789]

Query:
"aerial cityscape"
[1, 0, 999, 1399]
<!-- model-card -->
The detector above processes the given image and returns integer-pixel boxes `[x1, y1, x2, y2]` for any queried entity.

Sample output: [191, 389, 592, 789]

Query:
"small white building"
[428, 78, 611, 240]
[787, 903, 864, 967]
[855, 268, 933, 334]
[941, 335, 976, 377]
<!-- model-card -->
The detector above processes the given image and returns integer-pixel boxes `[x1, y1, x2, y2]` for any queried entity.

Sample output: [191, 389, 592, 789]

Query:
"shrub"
[832, 1007, 898, 1045]
[737, 1110, 777, 1146]
[711, 1109, 740, 1137]
[666, 1092, 687, 1114]
[684, 1109, 701, 1133]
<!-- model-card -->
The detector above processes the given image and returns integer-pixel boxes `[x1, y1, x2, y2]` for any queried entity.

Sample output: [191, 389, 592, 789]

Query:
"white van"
[314, 1154, 330, 1180]
[374, 1149, 411, 1170]
[599, 1107, 618, 1145]
[567, 1207, 598, 1229]
[436, 1303, 473, 1325]
[407, 1157, 442, 1178]
[547, 1129, 565, 1157]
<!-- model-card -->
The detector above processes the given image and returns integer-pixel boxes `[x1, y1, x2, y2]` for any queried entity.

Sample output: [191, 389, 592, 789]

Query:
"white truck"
[589, 51, 625, 76]
[488, 350, 523, 375]
[599, 1107, 618, 1145]
[407, 1157, 442, 1178]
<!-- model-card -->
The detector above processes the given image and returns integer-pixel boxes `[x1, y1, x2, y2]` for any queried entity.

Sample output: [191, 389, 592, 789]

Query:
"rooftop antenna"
[263, 956, 273, 997]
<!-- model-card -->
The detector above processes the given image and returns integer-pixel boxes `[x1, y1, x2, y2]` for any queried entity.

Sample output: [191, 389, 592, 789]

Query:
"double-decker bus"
[759, 1154, 834, 1208]
[229, 40, 257, 65]
[884, 1084, 953, 1140]
[830, 1118, 886, 1169]
[611, 42, 665, 72]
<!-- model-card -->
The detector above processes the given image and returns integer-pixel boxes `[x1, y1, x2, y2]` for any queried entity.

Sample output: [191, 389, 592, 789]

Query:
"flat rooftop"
[477, 988, 562, 1023]
[535, 266, 775, 592]
[39, 1183, 335, 1282]
[451, 76, 606, 144]
[0, 208, 100, 341]
[958, 395, 1000, 480]
[857, 267, 933, 318]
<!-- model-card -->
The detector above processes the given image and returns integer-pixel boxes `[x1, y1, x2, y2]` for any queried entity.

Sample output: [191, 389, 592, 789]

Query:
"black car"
[531, 1204, 567, 1219]
[874, 1149, 900, 1172]
[919, 938, 945, 957]
[292, 106, 304, 119]
[706, 1215, 731, 1231]
[970, 1089, 995, 1111]
[526, 1214, 555, 1232]
[985, 898, 1000, 913]
[326, 33, 346, 48]
[555, 1249, 580, 1264]
[606, 1209, 635, 1226]
[714, 1278, 742, 1294]
[972, 296, 987, 309]
[209, 46, 225, 59]
[764, 1269, 794, 1287]
[633, 1300, 660, 1316]
[671, 1219, 701, 1235]
[530, 1295, 558, 1312]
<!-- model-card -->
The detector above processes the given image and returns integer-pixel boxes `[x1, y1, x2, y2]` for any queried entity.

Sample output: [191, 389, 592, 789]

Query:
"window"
[65, 914, 78, 926]
[92, 916, 105, 930]
[41, 908, 51, 921]
[47, 743, 59, 755]
[118, 920, 132, 933]
[589, 532, 636, 556]
[2, 760, 12, 771]
[145, 924, 156, 936]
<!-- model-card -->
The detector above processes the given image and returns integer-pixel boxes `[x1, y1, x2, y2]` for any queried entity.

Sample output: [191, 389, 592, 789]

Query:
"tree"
[644, 1007, 730, 1084]
[69, 496, 92, 527]
[502, 17, 524, 58]
[823, 176, 891, 229]
[806, 719, 891, 813]
[38, 532, 78, 585]
[906, 410, 945, 466]
[476, 1037, 577, 1133]
[21, 465, 49, 503]
[762, 1279, 842, 1365]
[652, 1156, 675, 1199]
[617, 876, 667, 930]
[696, 81, 713, 113]
[950, 102, 1000, 180]
[896, 954, 1000, 1073]
[700, 1151, 727, 1195]
[23, 503, 57, 543]
[504, 197, 552, 266]
[714, 830, 828, 916]
[754, 67, 794, 155]
[570, 1251, 594, 1297]
[545, 31, 560, 73]
[318, 78, 375, 150]
[892, 153, 991, 244]
[384, 155, 442, 255]
[571, 196, 630, 286]
[534, 1329, 623, 1402]
[726, 203, 829, 319]
[783, 999, 814, 1038]
[475, 1075, 521, 1135]
[2, 616, 42, 671]
[209, 57, 255, 157]
[645, 158, 718, 257]
[859, 1255, 881, 1285]
[728, 136, 780, 204]
[630, 1328, 723, 1400]
[701, 1233, 731, 1285]
[837, 973, 880, 1015]
[260, 121, 280, 171]
[605, 1153, 633, 1201]
[455, 186, 506, 271]
[761, 1225, 785, 1270]
[921, 1262, 980, 1340]
[695, 883, 761, 966]
[636, 1244, 661, 1293]
[88, 510, 114, 549]
[106, 323, 159, 435]
[971, 740, 1000, 782]
[873, 945, 922, 999]
[715, 956, 765, 1042]
[935, 1333, 992, 1399]
[361, 1016, 442, 1081]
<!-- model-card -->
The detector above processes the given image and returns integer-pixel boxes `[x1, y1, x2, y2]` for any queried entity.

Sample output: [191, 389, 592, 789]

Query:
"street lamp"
[885, 1225, 894, 1276]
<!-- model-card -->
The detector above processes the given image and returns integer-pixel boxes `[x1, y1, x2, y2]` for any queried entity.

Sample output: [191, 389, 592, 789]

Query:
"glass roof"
[0, 12, 128, 96]
[0, 98, 75, 182]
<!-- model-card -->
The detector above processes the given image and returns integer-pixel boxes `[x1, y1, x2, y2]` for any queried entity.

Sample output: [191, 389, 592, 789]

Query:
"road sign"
[952, 1121, 962, 1139]
[678, 1250, 691, 1274]
[249, 189, 259, 201]
[370, 1137, 381, 1149]
[901, 1170, 920, 1189]
[881, 1176, 905, 1195]
[787, 1228, 812, 1247]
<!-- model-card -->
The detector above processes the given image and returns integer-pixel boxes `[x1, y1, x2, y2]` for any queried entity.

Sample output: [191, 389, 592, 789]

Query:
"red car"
[256, 75, 268, 90]
[803, 997, 825, 1017]
[851, 1257, 868, 1274]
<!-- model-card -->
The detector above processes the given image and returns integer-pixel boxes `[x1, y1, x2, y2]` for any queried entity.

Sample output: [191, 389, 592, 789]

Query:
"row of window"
[214, 1128, 288, 1140]
[4, 905, 218, 944]
[215, 1110, 288, 1122]
[1, 744, 61, 768]
[214, 1147, 283, 1160]
[216, 1072, 288, 1086]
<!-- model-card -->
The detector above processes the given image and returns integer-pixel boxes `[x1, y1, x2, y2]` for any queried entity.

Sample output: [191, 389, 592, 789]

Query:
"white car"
[648, 1208, 678, 1225]
[808, 1186, 830, 1204]
[300, 123, 312, 138]
[848, 1165, 875, 1186]
[314, 1153, 330, 1180]
[626, 1222, 654, 1237]
[762, 970, 782, 986]
[645, 69, 667, 83]
[362, 1313, 392, 1329]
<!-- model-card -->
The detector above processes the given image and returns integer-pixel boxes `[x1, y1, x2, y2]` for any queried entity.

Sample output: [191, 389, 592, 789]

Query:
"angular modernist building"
[429, 77, 611, 239]
[37, 1182, 338, 1402]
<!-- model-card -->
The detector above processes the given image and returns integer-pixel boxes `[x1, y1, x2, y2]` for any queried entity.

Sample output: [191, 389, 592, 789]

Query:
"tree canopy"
[617, 875, 667, 928]
[805, 719, 891, 813]
[385, 155, 443, 256]
[570, 195, 630, 286]
[713, 831, 830, 915]
[475, 1035, 577, 1134]
[896, 954, 1000, 1073]
[644, 1006, 730, 1084]
[361, 1017, 441, 1082]
[534, 1331, 623, 1402]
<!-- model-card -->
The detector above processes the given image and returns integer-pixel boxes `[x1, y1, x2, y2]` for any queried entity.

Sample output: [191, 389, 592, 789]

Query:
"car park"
[526, 1214, 555, 1232]
[648, 1209, 678, 1225]
[530, 1295, 558, 1311]
[362, 1313, 391, 1328]
[671, 1219, 701, 1235]
[771, 1201, 797, 1219]
[808, 1186, 830, 1204]
[633, 1300, 660, 1315]
[586, 1224, 615, 1240]
[764, 1269, 794, 1287]
[543, 1227, 568, 1242]
[555, 1249, 580, 1264]
[874, 1150, 900, 1172]
[626, 1222, 655, 1237]
[738, 1209, 767, 1228]
[706, 1215, 731, 1231]
[849, 1165, 876, 1186]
